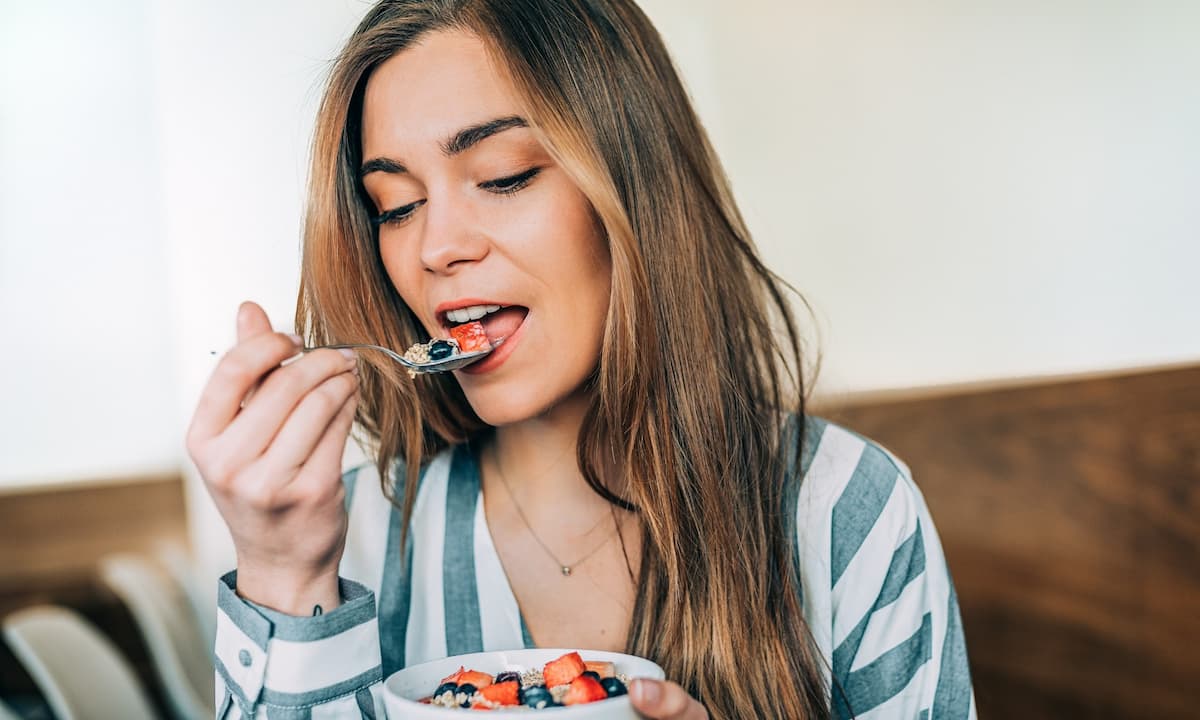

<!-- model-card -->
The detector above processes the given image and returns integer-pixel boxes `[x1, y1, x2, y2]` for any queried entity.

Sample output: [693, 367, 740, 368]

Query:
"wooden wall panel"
[0, 475, 187, 588]
[820, 365, 1200, 719]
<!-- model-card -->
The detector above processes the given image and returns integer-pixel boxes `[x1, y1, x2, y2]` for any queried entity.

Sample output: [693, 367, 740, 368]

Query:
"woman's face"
[360, 30, 611, 426]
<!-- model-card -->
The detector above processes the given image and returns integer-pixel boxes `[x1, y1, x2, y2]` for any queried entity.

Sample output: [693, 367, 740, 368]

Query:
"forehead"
[362, 30, 522, 154]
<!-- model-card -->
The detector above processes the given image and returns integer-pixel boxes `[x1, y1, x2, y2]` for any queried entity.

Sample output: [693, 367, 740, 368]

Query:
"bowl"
[383, 648, 665, 718]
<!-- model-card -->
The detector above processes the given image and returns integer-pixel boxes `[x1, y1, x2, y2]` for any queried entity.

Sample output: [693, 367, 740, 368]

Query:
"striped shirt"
[213, 416, 977, 719]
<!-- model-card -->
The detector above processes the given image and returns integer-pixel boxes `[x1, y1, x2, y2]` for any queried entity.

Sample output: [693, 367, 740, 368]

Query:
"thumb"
[236, 301, 274, 342]
[630, 678, 665, 714]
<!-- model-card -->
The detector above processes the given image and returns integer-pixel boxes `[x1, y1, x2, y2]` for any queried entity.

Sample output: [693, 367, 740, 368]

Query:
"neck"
[487, 389, 610, 516]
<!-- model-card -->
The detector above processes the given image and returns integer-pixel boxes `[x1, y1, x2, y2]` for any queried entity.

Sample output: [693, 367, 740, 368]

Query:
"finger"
[259, 371, 358, 473]
[188, 330, 302, 444]
[629, 679, 706, 720]
[279, 389, 359, 505]
[222, 348, 357, 460]
[237, 300, 274, 342]
[301, 386, 359, 477]
[237, 301, 286, 407]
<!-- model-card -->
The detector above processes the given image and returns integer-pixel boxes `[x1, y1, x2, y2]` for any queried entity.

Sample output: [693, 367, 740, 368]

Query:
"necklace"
[492, 448, 616, 577]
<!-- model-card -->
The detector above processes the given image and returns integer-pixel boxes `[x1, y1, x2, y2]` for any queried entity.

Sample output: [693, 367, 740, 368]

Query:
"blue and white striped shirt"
[213, 417, 977, 719]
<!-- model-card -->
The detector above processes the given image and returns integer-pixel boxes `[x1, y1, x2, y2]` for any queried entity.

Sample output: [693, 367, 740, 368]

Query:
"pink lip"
[459, 310, 528, 375]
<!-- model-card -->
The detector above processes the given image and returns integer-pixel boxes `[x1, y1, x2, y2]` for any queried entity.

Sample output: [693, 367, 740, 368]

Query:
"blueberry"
[582, 670, 602, 682]
[601, 677, 627, 697]
[523, 686, 555, 709]
[456, 683, 477, 707]
[495, 671, 521, 684]
[434, 682, 457, 697]
[429, 340, 454, 360]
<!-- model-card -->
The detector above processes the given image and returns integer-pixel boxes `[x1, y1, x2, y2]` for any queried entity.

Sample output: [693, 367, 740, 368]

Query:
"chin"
[459, 385, 556, 428]
[458, 376, 591, 429]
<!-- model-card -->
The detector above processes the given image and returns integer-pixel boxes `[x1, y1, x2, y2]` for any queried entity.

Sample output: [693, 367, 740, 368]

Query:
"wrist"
[233, 563, 341, 617]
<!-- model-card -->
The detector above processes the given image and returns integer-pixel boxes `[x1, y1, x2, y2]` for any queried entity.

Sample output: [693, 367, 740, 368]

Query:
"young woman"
[187, 1, 976, 718]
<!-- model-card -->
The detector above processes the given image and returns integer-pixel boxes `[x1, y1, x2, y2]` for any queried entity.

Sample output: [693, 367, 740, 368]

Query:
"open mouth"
[440, 303, 529, 345]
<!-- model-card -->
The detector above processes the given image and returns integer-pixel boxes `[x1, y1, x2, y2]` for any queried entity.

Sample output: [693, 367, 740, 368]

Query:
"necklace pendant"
[561, 566, 572, 577]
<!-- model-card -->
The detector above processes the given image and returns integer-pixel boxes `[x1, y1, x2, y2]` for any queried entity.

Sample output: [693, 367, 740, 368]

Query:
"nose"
[418, 191, 489, 274]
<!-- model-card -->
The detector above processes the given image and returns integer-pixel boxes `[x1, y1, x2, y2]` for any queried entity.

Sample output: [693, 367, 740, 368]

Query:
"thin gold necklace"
[492, 447, 616, 577]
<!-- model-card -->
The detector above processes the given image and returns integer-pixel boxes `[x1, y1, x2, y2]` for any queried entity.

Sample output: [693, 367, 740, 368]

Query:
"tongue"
[473, 306, 527, 344]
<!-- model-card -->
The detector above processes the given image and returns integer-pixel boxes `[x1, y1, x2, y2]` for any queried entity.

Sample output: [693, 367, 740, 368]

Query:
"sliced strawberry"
[478, 680, 520, 706]
[563, 674, 608, 705]
[449, 321, 491, 353]
[584, 660, 616, 679]
[456, 669, 494, 689]
[543, 651, 586, 688]
[439, 666, 466, 685]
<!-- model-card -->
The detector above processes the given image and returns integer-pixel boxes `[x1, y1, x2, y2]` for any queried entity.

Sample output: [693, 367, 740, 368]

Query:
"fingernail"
[632, 679, 659, 705]
[287, 333, 303, 347]
[338, 348, 357, 362]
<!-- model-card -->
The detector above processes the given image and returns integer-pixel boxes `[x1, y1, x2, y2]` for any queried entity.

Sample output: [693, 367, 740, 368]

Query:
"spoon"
[303, 340, 502, 374]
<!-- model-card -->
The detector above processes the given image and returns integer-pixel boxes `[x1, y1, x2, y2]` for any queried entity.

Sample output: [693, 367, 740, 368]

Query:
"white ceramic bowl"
[383, 648, 665, 718]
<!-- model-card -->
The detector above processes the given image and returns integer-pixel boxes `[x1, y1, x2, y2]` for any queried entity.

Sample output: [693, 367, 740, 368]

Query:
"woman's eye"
[372, 199, 425, 227]
[371, 168, 540, 227]
[479, 167, 541, 195]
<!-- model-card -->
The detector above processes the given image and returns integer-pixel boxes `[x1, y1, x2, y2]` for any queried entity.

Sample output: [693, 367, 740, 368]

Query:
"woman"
[187, 1, 975, 718]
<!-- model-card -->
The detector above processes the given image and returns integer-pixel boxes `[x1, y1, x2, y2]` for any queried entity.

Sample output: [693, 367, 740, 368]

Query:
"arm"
[187, 302, 381, 718]
[214, 573, 383, 719]
[827, 455, 976, 720]
[212, 460, 394, 719]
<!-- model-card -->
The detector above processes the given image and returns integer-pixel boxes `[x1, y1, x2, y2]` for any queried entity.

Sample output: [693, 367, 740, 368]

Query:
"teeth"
[446, 304, 504, 324]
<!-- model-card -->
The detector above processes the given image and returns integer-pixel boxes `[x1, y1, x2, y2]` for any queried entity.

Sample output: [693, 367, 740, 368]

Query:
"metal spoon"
[304, 339, 502, 374]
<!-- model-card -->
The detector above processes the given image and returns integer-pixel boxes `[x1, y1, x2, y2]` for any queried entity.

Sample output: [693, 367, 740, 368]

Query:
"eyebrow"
[359, 115, 529, 177]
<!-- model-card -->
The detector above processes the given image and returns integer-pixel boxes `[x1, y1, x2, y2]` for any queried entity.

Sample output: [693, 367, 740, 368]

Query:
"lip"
[459, 309, 528, 375]
[433, 297, 514, 332]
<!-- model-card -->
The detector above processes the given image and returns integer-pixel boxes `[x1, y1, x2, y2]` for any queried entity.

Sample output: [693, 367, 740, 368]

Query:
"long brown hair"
[296, 1, 829, 717]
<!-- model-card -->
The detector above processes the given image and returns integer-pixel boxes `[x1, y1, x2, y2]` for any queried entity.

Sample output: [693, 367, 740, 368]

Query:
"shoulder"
[793, 416, 932, 615]
[790, 416, 920, 558]
[786, 415, 931, 647]
[789, 417, 975, 718]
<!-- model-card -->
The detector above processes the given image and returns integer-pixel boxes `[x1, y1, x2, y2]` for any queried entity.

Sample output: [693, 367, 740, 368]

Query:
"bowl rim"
[383, 647, 666, 712]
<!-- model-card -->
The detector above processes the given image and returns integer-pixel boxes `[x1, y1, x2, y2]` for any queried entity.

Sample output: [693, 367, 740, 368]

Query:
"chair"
[100, 553, 214, 720]
[152, 541, 215, 650]
[2, 604, 158, 720]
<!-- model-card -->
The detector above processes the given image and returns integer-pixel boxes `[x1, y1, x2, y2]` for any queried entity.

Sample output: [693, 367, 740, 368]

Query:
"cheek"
[537, 206, 611, 355]
[563, 210, 611, 312]
[525, 187, 610, 291]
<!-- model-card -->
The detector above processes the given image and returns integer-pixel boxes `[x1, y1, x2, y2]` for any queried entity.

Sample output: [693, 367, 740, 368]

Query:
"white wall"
[710, 1, 1200, 396]
[0, 0, 178, 488]
[2, 2, 1197, 565]
[145, 0, 369, 587]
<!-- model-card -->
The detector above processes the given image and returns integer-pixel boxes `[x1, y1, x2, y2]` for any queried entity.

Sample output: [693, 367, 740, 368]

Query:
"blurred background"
[1, 0, 1197, 718]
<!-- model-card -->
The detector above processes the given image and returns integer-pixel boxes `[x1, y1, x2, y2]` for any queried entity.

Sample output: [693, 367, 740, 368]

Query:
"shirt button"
[238, 649, 253, 667]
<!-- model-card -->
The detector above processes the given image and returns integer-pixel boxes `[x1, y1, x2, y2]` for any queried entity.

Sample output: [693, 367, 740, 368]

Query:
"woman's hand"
[629, 679, 708, 720]
[186, 301, 359, 616]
